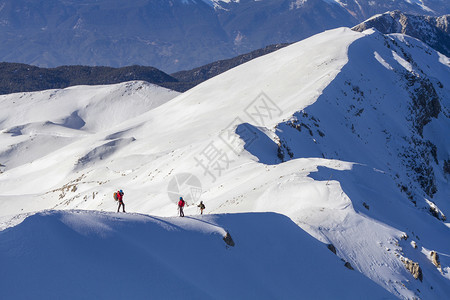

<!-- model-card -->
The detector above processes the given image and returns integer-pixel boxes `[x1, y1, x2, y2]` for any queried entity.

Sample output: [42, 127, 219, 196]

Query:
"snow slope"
[1, 27, 449, 299]
[0, 210, 392, 299]
[0, 81, 178, 186]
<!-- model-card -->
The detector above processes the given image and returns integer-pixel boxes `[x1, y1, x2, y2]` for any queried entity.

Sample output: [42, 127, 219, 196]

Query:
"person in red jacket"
[178, 197, 186, 217]
[117, 190, 125, 213]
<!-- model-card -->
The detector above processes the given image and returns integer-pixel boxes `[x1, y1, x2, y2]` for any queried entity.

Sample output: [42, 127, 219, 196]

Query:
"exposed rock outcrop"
[223, 232, 235, 247]
[444, 160, 450, 175]
[327, 244, 337, 255]
[426, 199, 447, 221]
[430, 251, 441, 269]
[402, 257, 423, 281]
[344, 262, 354, 270]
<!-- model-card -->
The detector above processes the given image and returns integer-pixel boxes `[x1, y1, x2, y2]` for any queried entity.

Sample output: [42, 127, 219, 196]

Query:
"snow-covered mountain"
[353, 10, 450, 57]
[0, 0, 227, 72]
[0, 0, 449, 72]
[0, 81, 179, 176]
[1, 27, 449, 298]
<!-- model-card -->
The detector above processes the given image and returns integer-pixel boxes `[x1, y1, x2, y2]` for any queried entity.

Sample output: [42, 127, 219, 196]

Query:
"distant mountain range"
[0, 63, 178, 95]
[0, 0, 448, 72]
[1, 9, 449, 96]
[0, 43, 290, 94]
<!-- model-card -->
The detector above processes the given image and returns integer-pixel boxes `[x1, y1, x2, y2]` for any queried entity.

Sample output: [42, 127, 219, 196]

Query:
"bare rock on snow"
[430, 251, 441, 269]
[426, 200, 446, 221]
[402, 258, 423, 281]
[344, 262, 354, 270]
[327, 244, 337, 255]
[223, 232, 235, 247]
[444, 160, 450, 175]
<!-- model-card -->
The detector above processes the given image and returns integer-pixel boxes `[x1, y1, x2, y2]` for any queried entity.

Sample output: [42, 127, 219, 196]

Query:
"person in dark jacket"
[197, 201, 205, 215]
[178, 197, 186, 217]
[117, 190, 125, 213]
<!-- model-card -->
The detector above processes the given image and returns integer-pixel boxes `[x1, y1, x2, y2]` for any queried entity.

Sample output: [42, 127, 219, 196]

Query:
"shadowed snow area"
[75, 137, 136, 170]
[0, 210, 392, 299]
[235, 123, 280, 165]
[60, 111, 86, 130]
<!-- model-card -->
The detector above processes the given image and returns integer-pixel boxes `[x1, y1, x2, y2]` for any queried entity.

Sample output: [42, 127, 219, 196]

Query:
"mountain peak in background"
[353, 10, 450, 57]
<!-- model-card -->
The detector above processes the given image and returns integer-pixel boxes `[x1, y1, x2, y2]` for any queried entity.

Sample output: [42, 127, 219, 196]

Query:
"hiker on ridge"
[117, 189, 125, 213]
[197, 201, 205, 215]
[178, 197, 186, 217]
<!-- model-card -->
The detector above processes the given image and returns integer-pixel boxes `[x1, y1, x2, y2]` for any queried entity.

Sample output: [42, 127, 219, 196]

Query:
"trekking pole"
[326, 174, 332, 186]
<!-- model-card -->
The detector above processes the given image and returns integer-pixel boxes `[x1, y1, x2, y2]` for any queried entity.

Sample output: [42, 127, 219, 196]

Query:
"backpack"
[113, 192, 118, 201]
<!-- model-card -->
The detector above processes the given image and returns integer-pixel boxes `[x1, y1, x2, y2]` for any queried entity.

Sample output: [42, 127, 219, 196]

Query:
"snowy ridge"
[0, 27, 449, 298]
[0, 210, 392, 299]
